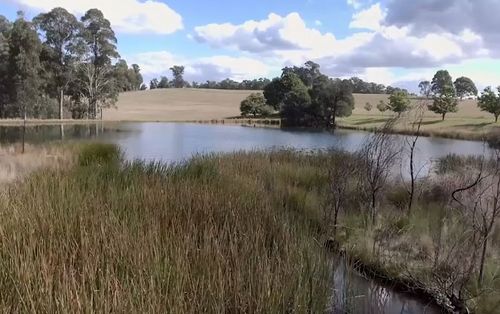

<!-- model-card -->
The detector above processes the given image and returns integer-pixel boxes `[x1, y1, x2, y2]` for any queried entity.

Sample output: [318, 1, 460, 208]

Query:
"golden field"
[102, 88, 500, 139]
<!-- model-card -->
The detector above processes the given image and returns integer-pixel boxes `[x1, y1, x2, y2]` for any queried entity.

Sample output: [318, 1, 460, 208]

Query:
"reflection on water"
[332, 258, 440, 314]
[0, 122, 492, 169]
[0, 123, 109, 144]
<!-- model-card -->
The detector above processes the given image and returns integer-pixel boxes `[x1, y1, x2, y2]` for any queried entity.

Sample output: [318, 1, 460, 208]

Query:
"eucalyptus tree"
[310, 75, 354, 128]
[454, 76, 477, 100]
[8, 12, 42, 119]
[79, 9, 120, 119]
[478, 86, 500, 122]
[170, 65, 185, 88]
[0, 15, 11, 118]
[428, 70, 458, 120]
[387, 91, 411, 116]
[33, 7, 82, 120]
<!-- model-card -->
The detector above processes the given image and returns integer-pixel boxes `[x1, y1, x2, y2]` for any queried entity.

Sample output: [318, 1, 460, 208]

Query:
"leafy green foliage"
[429, 70, 458, 120]
[280, 72, 312, 126]
[309, 75, 354, 127]
[478, 86, 500, 122]
[240, 93, 273, 117]
[388, 91, 411, 116]
[8, 13, 42, 118]
[170, 65, 185, 88]
[454, 76, 478, 100]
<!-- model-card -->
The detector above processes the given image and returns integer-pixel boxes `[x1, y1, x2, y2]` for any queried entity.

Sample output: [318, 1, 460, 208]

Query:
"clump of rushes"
[0, 144, 332, 313]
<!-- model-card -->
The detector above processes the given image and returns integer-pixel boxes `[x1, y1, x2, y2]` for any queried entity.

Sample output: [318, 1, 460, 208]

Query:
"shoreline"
[0, 117, 495, 143]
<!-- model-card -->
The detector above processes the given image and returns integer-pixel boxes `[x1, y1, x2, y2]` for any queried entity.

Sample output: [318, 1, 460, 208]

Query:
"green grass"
[0, 144, 499, 312]
[339, 114, 500, 141]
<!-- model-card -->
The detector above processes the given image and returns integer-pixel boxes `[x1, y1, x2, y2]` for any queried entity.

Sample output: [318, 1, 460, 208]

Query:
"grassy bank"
[338, 114, 500, 141]
[0, 144, 332, 312]
[1, 144, 499, 312]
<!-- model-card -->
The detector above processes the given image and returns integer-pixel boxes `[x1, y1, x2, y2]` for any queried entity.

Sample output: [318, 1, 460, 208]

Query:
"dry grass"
[103, 89, 499, 139]
[0, 144, 72, 185]
[104, 88, 256, 121]
[0, 145, 333, 313]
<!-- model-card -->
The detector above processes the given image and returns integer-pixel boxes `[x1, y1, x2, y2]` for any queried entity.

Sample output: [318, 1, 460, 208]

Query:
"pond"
[0, 122, 489, 313]
[0, 122, 491, 168]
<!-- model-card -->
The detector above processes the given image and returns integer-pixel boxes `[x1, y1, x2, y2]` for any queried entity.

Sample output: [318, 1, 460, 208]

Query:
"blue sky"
[2, 0, 500, 90]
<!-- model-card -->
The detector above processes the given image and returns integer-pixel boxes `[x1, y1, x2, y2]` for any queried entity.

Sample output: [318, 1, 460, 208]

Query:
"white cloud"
[194, 13, 337, 53]
[347, 0, 362, 9]
[314, 20, 322, 26]
[349, 3, 385, 31]
[13, 0, 183, 34]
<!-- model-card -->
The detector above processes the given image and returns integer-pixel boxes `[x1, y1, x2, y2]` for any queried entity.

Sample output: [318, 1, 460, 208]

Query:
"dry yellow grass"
[104, 88, 256, 121]
[0, 144, 72, 185]
[106, 89, 488, 122]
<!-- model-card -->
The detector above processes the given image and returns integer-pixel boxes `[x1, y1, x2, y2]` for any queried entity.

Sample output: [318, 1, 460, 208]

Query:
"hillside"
[105, 88, 485, 122]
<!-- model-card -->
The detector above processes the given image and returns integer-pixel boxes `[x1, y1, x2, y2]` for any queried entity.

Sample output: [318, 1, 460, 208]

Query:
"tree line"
[0, 9, 144, 120]
[149, 65, 406, 94]
[241, 64, 500, 125]
[240, 61, 355, 128]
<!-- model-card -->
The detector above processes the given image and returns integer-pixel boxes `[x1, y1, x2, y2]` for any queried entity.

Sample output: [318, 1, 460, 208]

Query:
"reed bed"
[0, 144, 333, 313]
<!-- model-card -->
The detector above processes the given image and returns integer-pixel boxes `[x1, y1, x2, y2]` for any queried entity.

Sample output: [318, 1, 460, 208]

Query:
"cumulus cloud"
[349, 3, 385, 31]
[194, 13, 337, 53]
[127, 51, 273, 83]
[12, 0, 183, 34]
[384, 0, 500, 52]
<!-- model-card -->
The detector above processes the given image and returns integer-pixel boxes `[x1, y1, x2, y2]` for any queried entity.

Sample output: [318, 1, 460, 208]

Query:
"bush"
[240, 93, 274, 117]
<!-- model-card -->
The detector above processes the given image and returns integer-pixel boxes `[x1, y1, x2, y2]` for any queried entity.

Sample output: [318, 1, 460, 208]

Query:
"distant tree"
[364, 102, 372, 111]
[309, 75, 354, 128]
[131, 64, 143, 90]
[113, 59, 131, 91]
[454, 76, 477, 100]
[8, 12, 42, 119]
[280, 72, 311, 126]
[170, 65, 185, 88]
[429, 70, 458, 120]
[387, 91, 411, 116]
[139, 84, 147, 91]
[377, 100, 388, 113]
[478, 87, 500, 122]
[418, 80, 431, 98]
[263, 77, 285, 110]
[149, 78, 159, 89]
[282, 61, 320, 88]
[158, 76, 169, 89]
[33, 7, 82, 120]
[240, 93, 273, 117]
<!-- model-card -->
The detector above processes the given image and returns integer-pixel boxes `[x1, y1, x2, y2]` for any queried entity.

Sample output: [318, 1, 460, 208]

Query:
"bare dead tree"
[452, 150, 500, 287]
[359, 118, 401, 225]
[402, 102, 427, 215]
[326, 151, 357, 238]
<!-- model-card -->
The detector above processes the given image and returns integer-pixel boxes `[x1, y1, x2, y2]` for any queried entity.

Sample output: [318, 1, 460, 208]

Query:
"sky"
[2, 0, 500, 91]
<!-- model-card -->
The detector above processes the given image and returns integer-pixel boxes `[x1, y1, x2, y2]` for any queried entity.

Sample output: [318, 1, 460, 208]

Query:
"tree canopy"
[0, 9, 143, 120]
[240, 93, 273, 117]
[478, 87, 500, 122]
[428, 70, 458, 120]
[454, 76, 478, 100]
[387, 91, 411, 116]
